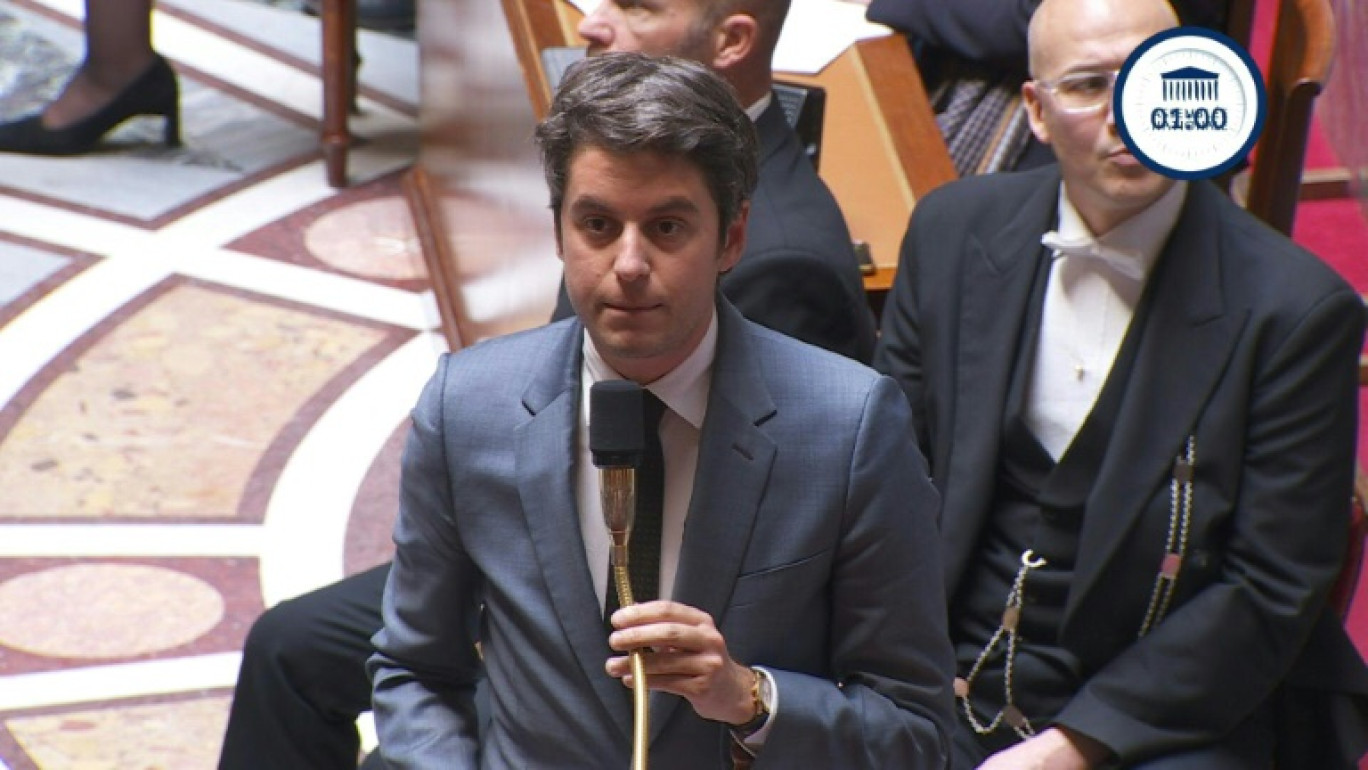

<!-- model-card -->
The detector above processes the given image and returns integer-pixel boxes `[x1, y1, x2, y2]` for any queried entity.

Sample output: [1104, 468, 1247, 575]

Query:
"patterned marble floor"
[0, 0, 429, 766]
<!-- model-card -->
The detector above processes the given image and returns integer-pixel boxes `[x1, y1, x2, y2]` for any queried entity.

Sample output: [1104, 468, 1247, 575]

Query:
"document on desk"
[561, 0, 892, 75]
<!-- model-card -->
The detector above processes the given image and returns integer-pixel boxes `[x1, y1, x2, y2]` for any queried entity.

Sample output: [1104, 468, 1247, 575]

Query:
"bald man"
[874, 0, 1368, 766]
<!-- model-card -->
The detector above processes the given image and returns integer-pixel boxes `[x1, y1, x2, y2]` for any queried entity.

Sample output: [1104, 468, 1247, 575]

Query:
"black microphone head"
[590, 380, 644, 468]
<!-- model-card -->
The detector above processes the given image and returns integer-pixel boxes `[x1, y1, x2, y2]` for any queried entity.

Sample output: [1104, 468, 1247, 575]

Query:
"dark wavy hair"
[534, 52, 759, 239]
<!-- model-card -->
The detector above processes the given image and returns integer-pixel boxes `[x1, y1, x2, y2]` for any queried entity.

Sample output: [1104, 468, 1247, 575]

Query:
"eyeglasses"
[1035, 70, 1120, 113]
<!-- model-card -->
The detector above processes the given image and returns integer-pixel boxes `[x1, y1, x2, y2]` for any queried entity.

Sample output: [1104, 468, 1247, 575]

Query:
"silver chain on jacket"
[956, 434, 1197, 738]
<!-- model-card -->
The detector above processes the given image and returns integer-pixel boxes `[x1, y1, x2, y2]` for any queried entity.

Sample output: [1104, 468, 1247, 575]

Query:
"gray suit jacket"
[875, 166, 1368, 763]
[371, 299, 954, 768]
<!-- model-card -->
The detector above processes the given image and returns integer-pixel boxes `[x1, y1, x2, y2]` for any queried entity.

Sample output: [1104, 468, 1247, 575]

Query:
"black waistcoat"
[952, 247, 1158, 731]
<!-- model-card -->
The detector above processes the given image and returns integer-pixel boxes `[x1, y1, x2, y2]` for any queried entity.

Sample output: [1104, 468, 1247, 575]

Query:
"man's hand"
[977, 727, 1111, 770]
[604, 600, 755, 725]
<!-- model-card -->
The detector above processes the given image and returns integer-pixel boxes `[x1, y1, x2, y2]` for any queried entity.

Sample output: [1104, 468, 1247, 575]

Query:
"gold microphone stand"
[602, 466, 649, 770]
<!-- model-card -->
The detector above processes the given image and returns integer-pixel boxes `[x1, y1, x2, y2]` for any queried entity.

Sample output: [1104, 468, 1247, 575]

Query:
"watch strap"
[731, 667, 771, 736]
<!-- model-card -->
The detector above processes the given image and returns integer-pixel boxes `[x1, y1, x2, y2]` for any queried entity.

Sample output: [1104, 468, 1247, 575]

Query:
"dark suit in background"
[371, 300, 952, 767]
[554, 96, 877, 364]
[875, 166, 1368, 766]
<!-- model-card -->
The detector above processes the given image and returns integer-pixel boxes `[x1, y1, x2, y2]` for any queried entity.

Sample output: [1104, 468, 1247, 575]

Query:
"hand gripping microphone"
[588, 380, 650, 770]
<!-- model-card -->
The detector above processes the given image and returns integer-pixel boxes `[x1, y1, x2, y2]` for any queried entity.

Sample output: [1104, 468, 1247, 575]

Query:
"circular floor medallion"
[0, 564, 224, 659]
[304, 197, 427, 280]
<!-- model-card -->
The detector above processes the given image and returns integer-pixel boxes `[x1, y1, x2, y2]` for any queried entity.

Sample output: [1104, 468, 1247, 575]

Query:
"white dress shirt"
[573, 312, 781, 743]
[576, 313, 716, 610]
[1026, 181, 1187, 459]
[745, 92, 773, 123]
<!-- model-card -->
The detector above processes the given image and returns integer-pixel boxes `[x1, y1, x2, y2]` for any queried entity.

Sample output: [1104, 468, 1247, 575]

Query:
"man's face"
[558, 146, 746, 384]
[1023, 0, 1175, 234]
[577, 0, 717, 64]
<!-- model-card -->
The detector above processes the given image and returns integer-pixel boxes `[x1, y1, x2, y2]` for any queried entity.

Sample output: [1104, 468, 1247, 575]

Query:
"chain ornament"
[957, 435, 1196, 740]
[956, 549, 1049, 740]
[1138, 435, 1196, 637]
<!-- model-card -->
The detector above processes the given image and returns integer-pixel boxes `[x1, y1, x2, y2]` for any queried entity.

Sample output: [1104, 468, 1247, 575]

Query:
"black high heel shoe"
[0, 54, 180, 156]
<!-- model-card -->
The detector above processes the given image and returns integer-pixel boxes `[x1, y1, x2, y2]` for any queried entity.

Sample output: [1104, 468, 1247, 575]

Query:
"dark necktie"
[604, 391, 667, 624]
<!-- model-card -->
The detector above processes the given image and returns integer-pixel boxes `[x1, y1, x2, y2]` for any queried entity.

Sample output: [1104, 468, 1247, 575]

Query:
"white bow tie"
[1041, 231, 1146, 281]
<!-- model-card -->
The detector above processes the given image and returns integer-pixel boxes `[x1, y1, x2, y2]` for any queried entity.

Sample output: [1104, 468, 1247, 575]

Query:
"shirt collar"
[581, 310, 717, 430]
[745, 93, 773, 124]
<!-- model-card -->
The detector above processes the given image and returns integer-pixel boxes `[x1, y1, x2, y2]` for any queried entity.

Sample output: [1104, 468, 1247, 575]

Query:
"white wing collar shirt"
[1026, 180, 1187, 459]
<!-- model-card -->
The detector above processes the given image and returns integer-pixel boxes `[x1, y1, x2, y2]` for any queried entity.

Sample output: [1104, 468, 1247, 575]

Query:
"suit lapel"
[514, 321, 633, 742]
[653, 301, 777, 741]
[1072, 182, 1248, 602]
[941, 175, 1057, 590]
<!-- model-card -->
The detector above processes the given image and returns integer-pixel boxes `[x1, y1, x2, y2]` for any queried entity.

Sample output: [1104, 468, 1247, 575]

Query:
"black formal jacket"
[555, 96, 876, 364]
[874, 165, 1368, 764]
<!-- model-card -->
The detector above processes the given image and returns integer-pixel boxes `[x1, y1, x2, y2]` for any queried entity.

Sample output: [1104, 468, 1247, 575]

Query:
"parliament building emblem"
[1114, 27, 1266, 179]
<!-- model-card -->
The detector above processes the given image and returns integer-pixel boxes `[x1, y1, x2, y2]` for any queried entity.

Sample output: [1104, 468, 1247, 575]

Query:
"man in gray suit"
[368, 53, 953, 768]
[218, 4, 880, 767]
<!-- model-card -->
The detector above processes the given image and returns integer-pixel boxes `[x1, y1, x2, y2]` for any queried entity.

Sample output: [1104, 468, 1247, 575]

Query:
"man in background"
[875, 0, 1368, 764]
[862, 0, 1229, 176]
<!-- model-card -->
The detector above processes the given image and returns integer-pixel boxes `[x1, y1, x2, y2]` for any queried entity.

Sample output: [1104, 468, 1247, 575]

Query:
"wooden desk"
[407, 0, 956, 351]
[501, 0, 956, 293]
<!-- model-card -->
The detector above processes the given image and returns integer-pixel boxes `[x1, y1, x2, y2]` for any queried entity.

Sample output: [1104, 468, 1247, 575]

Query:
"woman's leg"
[41, 0, 156, 129]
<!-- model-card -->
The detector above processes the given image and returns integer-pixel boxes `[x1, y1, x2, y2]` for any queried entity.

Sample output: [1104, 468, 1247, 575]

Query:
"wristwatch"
[732, 666, 773, 737]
